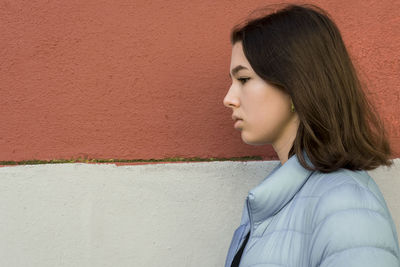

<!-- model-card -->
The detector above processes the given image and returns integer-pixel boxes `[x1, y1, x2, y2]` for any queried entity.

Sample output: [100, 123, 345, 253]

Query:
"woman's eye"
[238, 77, 250, 84]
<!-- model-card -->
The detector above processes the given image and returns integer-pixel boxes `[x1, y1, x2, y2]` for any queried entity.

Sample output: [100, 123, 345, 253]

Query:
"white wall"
[0, 160, 399, 267]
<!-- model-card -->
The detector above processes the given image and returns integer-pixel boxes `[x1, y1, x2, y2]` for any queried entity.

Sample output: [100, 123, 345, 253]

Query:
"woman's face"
[223, 41, 299, 147]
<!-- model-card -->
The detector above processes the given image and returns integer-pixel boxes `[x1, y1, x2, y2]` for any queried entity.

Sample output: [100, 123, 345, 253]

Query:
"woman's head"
[224, 3, 393, 172]
[224, 41, 300, 164]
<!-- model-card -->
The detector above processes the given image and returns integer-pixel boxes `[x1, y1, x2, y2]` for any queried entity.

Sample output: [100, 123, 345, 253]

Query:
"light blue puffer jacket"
[224, 151, 400, 267]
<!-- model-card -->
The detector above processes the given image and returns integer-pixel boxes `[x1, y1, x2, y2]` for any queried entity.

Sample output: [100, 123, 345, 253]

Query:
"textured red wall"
[1, 0, 399, 163]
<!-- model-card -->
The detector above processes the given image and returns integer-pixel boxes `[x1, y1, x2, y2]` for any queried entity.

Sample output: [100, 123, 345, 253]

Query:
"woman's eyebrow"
[229, 65, 249, 78]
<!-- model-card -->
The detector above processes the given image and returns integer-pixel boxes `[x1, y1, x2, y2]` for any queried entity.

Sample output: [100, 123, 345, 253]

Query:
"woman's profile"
[223, 3, 400, 267]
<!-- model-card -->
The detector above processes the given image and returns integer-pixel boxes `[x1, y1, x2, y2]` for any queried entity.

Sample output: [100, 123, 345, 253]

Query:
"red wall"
[1, 0, 399, 163]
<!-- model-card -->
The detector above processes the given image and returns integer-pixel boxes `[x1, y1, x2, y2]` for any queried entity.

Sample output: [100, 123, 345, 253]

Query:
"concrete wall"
[0, 160, 399, 267]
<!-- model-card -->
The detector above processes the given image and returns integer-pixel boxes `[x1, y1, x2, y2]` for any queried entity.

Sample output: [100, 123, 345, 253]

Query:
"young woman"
[223, 3, 400, 267]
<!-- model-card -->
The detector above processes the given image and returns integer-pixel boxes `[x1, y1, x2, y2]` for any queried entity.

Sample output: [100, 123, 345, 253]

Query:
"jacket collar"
[246, 150, 316, 226]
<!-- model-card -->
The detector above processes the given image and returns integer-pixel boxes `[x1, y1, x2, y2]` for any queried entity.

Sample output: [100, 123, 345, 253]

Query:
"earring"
[291, 102, 295, 113]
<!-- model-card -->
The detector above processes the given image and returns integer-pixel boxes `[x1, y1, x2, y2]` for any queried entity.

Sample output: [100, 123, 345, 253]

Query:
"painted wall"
[0, 0, 399, 162]
[1, 0, 399, 266]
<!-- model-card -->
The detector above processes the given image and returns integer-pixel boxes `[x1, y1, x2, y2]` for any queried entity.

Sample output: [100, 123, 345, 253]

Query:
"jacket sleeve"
[309, 180, 400, 267]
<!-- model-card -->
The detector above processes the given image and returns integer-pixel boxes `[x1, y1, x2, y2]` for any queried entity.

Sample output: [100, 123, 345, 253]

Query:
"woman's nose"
[223, 87, 239, 108]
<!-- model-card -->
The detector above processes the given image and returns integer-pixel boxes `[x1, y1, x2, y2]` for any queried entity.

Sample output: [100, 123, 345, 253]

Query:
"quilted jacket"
[224, 151, 400, 267]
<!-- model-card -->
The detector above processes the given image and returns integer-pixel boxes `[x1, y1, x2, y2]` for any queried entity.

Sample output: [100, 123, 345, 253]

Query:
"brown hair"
[230, 3, 393, 173]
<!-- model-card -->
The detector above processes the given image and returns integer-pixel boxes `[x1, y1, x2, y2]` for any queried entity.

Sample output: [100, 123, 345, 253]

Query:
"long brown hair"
[230, 3, 393, 173]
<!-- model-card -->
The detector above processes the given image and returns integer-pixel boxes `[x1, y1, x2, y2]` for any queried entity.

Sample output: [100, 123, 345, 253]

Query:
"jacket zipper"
[246, 195, 253, 239]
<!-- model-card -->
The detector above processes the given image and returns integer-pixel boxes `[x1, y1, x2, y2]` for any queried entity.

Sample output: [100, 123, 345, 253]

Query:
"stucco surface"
[0, 0, 399, 162]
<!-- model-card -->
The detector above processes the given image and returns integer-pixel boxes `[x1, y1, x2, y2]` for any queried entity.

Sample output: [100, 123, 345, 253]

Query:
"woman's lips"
[234, 119, 243, 129]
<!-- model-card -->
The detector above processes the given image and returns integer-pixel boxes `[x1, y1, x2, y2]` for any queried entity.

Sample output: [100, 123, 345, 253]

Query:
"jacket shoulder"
[305, 169, 392, 223]
[306, 169, 400, 266]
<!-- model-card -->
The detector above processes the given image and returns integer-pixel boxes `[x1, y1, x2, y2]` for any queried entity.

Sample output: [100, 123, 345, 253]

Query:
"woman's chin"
[241, 133, 258, 145]
[241, 133, 269, 145]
